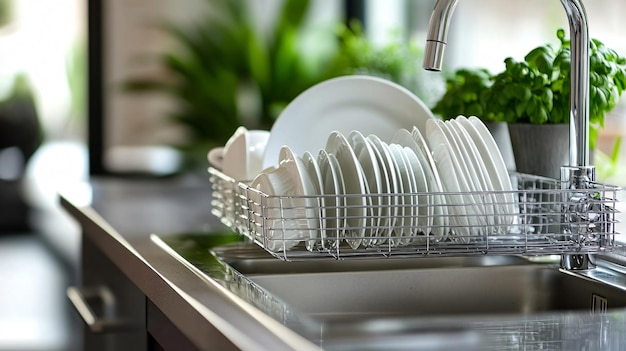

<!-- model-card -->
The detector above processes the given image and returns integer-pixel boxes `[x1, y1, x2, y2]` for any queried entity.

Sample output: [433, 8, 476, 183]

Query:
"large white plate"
[262, 75, 435, 168]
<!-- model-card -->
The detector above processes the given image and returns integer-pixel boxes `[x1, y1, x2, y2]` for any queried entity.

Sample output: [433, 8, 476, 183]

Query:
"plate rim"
[263, 75, 435, 168]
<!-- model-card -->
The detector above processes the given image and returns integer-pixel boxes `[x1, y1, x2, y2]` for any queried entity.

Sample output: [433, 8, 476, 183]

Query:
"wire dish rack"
[208, 167, 621, 261]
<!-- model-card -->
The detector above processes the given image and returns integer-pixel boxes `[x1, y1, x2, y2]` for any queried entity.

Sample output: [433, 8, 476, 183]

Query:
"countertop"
[61, 174, 320, 351]
[60, 174, 626, 350]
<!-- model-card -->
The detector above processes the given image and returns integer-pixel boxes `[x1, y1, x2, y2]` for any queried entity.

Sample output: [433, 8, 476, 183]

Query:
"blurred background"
[0, 0, 624, 350]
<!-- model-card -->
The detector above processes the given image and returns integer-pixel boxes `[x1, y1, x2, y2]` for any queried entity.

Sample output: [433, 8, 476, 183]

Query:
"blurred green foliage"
[123, 0, 426, 170]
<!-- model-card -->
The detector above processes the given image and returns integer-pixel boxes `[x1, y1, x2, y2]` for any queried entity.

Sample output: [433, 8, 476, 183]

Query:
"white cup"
[208, 127, 270, 180]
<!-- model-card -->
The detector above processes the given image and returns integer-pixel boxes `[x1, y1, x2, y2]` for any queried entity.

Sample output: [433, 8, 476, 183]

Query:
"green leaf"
[541, 88, 553, 111]
[515, 99, 527, 117]
[525, 46, 554, 75]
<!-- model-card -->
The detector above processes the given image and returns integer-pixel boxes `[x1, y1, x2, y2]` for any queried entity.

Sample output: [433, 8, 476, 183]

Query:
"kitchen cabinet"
[73, 230, 243, 351]
[64, 176, 244, 351]
[76, 236, 147, 351]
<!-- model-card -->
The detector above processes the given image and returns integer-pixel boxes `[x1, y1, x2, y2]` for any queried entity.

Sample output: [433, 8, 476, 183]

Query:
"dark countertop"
[61, 174, 626, 351]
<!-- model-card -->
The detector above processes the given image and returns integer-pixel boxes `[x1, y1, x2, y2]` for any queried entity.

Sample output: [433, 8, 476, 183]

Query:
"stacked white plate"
[249, 115, 516, 251]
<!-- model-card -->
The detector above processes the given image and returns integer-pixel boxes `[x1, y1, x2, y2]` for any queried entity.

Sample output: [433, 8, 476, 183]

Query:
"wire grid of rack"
[209, 167, 621, 261]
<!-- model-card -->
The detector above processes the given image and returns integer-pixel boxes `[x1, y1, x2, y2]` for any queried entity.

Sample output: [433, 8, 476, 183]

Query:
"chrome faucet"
[423, 0, 596, 270]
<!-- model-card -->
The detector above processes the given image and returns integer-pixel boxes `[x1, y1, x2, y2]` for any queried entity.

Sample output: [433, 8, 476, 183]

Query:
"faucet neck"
[561, 0, 590, 168]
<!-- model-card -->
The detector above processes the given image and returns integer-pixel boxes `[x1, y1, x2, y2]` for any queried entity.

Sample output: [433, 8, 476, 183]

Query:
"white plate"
[410, 127, 449, 240]
[367, 134, 400, 245]
[328, 153, 348, 248]
[462, 116, 516, 226]
[392, 129, 433, 238]
[302, 151, 324, 195]
[443, 120, 489, 236]
[449, 119, 499, 233]
[440, 121, 488, 237]
[400, 145, 430, 242]
[389, 143, 417, 246]
[317, 149, 346, 249]
[325, 131, 367, 249]
[347, 130, 382, 245]
[426, 119, 472, 243]
[302, 151, 324, 250]
[440, 121, 481, 194]
[384, 143, 408, 247]
[262, 75, 435, 168]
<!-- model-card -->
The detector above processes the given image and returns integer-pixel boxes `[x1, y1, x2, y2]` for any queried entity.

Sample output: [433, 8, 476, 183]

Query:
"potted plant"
[432, 29, 626, 178]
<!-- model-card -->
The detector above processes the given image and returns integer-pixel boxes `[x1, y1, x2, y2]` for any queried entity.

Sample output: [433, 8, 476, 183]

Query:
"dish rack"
[209, 167, 621, 261]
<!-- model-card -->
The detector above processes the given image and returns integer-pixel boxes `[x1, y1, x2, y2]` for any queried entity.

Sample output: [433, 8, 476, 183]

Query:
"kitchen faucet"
[423, 0, 596, 270]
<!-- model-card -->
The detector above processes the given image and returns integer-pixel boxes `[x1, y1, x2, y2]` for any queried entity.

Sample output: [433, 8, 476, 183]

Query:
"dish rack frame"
[208, 167, 621, 261]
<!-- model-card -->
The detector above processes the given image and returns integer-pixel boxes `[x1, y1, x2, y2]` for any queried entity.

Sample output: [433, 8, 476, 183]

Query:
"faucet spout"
[423, 0, 458, 71]
[423, 0, 591, 168]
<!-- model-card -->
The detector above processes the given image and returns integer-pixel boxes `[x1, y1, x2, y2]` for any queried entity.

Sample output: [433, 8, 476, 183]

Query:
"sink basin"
[155, 235, 626, 350]
[247, 265, 626, 322]
[213, 243, 540, 275]
[228, 255, 537, 276]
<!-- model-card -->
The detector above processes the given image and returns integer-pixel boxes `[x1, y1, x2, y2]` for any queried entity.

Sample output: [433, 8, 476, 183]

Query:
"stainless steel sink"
[246, 265, 626, 322]
[215, 244, 626, 323]
[155, 235, 626, 350]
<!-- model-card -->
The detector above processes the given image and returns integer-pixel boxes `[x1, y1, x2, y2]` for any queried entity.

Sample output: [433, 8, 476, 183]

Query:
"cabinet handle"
[67, 286, 131, 333]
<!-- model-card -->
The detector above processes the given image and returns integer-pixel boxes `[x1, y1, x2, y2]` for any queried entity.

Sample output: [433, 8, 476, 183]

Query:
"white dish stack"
[246, 115, 516, 252]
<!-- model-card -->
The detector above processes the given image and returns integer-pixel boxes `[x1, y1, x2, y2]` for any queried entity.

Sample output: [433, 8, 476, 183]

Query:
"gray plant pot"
[508, 123, 569, 179]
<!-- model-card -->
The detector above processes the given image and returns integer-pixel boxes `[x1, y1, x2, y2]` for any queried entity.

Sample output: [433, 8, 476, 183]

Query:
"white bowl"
[208, 126, 270, 180]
